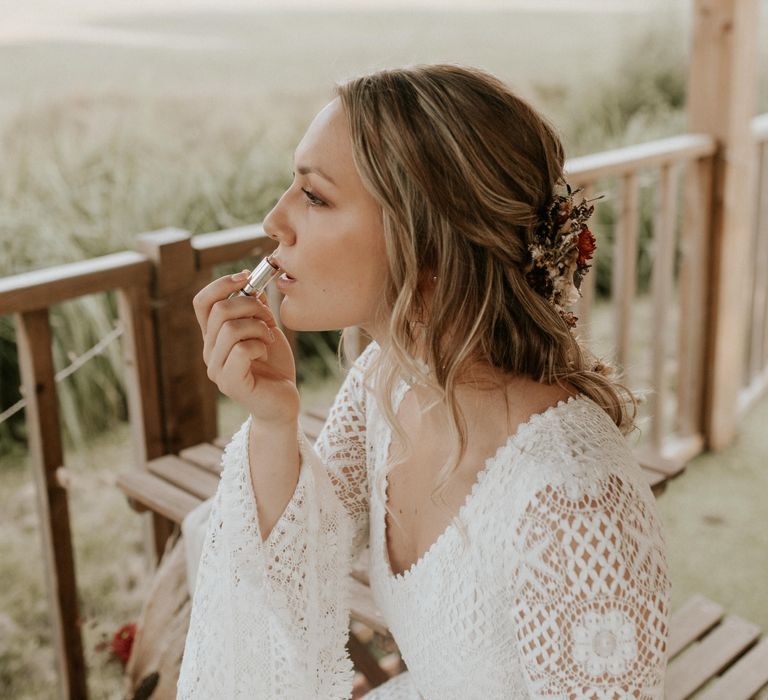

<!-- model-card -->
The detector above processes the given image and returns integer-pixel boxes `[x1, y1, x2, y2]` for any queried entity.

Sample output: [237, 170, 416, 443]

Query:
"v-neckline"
[378, 383, 584, 583]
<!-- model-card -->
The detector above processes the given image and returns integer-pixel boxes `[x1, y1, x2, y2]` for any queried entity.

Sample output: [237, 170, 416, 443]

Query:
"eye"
[301, 187, 325, 207]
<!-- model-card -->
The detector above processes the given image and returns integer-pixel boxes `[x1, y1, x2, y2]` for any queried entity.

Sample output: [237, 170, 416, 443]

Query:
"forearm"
[247, 415, 302, 542]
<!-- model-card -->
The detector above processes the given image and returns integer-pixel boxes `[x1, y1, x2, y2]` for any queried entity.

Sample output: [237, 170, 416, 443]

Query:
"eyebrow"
[295, 164, 337, 187]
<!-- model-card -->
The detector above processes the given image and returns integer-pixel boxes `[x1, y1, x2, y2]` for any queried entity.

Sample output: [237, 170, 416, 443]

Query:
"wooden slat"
[641, 467, 666, 489]
[634, 445, 687, 478]
[658, 434, 704, 469]
[677, 156, 712, 439]
[117, 471, 202, 524]
[348, 576, 389, 636]
[666, 615, 761, 700]
[300, 412, 328, 441]
[649, 163, 679, 450]
[304, 404, 334, 423]
[697, 636, 768, 700]
[178, 443, 224, 474]
[613, 172, 639, 378]
[213, 433, 234, 449]
[668, 594, 725, 658]
[747, 142, 768, 382]
[147, 456, 220, 501]
[15, 309, 88, 700]
[118, 282, 167, 565]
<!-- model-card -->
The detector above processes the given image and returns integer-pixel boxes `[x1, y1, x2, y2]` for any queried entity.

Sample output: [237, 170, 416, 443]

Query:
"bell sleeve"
[506, 467, 672, 698]
[177, 341, 378, 700]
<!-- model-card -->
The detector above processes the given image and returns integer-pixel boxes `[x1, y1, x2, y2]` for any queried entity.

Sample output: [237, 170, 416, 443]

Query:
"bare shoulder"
[503, 376, 580, 431]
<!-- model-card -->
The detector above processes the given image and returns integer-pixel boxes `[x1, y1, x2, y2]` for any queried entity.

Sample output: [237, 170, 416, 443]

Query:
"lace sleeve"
[507, 470, 671, 698]
[264, 339, 374, 561]
[177, 341, 378, 700]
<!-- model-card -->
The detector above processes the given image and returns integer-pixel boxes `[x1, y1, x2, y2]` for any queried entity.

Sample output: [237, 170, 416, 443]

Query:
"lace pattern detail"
[507, 470, 670, 696]
[366, 393, 670, 699]
[179, 340, 671, 699]
[177, 342, 379, 698]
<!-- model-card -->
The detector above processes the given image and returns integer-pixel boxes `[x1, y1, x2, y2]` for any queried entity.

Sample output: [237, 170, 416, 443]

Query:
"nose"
[262, 190, 296, 246]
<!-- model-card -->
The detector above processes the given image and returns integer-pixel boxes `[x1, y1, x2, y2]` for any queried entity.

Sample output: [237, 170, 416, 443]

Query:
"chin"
[277, 308, 341, 333]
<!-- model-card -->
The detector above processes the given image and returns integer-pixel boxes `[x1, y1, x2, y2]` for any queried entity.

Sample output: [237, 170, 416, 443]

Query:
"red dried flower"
[577, 225, 597, 265]
[111, 622, 137, 665]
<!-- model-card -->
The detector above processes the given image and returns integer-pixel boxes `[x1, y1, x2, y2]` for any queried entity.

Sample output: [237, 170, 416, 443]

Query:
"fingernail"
[231, 271, 248, 282]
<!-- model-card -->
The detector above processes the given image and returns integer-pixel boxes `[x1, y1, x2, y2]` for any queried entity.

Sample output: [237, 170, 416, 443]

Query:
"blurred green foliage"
[0, 15, 692, 456]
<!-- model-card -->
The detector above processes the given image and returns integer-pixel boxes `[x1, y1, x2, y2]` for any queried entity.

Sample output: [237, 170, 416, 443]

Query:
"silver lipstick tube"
[227, 255, 282, 300]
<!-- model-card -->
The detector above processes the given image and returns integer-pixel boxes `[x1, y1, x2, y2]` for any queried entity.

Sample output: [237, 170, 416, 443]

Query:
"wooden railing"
[566, 133, 717, 472]
[0, 253, 157, 700]
[1, 123, 767, 696]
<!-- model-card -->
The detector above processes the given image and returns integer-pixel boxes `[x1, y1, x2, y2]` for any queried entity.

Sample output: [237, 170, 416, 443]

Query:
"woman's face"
[263, 97, 389, 339]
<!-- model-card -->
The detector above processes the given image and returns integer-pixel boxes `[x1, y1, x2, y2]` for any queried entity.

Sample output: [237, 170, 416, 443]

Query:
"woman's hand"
[193, 269, 300, 426]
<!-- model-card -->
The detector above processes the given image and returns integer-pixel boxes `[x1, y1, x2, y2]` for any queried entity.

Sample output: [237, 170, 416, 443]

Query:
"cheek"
[279, 232, 386, 330]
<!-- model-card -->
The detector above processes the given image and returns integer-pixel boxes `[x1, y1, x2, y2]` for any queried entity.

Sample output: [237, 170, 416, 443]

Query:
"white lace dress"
[177, 340, 671, 699]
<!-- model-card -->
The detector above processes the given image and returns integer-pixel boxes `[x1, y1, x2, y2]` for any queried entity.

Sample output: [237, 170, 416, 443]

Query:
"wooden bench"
[116, 405, 768, 698]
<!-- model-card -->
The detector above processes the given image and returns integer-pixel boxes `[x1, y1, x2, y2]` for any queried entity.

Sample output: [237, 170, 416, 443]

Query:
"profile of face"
[263, 97, 390, 338]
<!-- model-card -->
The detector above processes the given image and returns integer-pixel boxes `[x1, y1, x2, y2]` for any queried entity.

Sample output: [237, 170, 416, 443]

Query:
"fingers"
[205, 317, 276, 382]
[193, 269, 258, 335]
[219, 340, 268, 395]
[202, 295, 276, 364]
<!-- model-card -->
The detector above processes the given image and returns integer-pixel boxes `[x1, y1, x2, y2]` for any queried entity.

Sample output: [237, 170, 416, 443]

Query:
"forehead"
[294, 97, 350, 164]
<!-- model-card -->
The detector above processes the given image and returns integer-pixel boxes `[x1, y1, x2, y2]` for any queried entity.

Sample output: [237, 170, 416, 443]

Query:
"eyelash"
[301, 187, 325, 207]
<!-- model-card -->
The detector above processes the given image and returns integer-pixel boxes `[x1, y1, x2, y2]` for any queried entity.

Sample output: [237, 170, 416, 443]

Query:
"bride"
[178, 63, 671, 698]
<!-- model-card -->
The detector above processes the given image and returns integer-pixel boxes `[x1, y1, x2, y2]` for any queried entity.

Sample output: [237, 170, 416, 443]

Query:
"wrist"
[248, 413, 299, 433]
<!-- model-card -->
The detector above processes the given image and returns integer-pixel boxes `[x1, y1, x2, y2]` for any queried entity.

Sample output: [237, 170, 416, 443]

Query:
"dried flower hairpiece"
[525, 182, 604, 329]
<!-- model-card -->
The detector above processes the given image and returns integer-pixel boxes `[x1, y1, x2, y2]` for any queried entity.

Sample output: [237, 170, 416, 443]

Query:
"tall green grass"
[0, 6, 719, 459]
[0, 96, 337, 455]
[0, 12, 693, 455]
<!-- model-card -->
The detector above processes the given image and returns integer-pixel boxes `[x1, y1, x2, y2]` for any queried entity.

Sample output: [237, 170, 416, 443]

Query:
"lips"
[270, 256, 296, 280]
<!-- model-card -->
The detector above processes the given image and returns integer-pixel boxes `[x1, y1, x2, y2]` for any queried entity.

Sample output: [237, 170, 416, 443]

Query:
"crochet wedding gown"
[177, 340, 671, 699]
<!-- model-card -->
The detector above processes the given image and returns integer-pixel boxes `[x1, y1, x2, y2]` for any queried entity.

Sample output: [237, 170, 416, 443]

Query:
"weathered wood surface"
[687, 0, 761, 449]
[14, 309, 87, 700]
[0, 252, 150, 316]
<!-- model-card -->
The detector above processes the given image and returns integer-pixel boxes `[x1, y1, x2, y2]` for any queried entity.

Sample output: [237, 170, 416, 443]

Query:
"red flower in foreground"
[577, 225, 597, 265]
[111, 622, 137, 665]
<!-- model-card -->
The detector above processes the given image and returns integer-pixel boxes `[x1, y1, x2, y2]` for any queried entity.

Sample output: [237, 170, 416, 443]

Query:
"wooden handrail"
[191, 223, 274, 268]
[0, 252, 150, 316]
[565, 134, 717, 184]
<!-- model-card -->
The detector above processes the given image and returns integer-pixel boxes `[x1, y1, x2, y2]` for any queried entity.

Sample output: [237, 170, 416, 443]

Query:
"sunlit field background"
[1, 1, 768, 697]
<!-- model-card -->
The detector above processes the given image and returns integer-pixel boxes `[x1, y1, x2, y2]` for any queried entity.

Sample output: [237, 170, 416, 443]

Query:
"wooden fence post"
[135, 229, 219, 558]
[686, 0, 760, 449]
[117, 277, 168, 568]
[15, 309, 88, 700]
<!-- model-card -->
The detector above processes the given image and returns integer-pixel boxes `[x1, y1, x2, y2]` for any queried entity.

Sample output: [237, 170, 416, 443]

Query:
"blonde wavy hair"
[333, 64, 638, 554]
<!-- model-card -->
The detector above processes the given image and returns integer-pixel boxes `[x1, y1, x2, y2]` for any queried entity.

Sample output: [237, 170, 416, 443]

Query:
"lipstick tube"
[227, 255, 282, 300]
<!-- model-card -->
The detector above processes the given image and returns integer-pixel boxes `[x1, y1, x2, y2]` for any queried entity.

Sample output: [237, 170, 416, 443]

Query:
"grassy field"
[1, 3, 768, 697]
